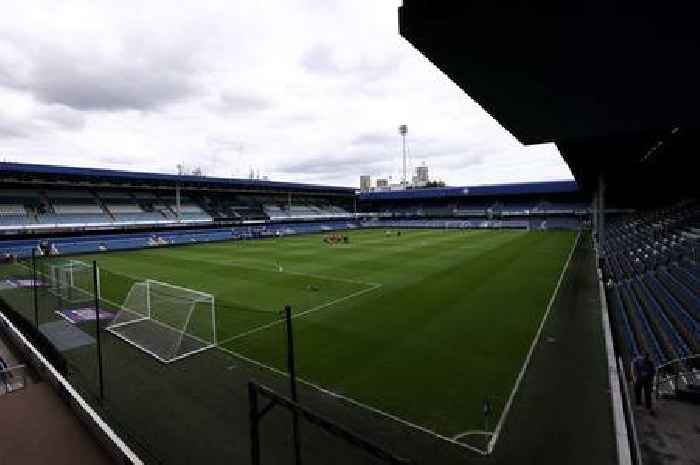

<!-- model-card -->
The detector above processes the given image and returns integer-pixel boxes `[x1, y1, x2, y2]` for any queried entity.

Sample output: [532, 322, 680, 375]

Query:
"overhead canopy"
[399, 1, 699, 204]
[0, 162, 354, 196]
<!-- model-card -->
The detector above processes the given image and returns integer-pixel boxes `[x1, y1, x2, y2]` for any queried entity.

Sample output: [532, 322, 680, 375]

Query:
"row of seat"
[373, 201, 590, 218]
[603, 202, 699, 368]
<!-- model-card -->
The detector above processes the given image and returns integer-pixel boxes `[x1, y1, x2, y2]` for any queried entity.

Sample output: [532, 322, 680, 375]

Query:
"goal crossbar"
[145, 279, 214, 300]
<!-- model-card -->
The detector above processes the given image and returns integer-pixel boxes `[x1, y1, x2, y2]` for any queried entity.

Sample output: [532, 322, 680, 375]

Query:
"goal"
[48, 259, 96, 304]
[106, 279, 216, 363]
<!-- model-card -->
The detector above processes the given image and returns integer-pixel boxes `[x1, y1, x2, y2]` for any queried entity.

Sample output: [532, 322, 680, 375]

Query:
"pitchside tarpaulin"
[56, 306, 117, 324]
[39, 320, 95, 351]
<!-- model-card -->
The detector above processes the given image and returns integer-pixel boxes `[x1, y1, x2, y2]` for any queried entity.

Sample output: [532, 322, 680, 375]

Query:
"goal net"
[106, 279, 216, 363]
[48, 259, 95, 304]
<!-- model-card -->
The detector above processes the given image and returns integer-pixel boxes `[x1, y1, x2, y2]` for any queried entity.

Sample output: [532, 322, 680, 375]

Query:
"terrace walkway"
[0, 333, 114, 465]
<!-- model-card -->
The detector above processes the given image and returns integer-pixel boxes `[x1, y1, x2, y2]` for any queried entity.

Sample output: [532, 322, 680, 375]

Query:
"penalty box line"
[217, 344, 490, 457]
[217, 282, 382, 346]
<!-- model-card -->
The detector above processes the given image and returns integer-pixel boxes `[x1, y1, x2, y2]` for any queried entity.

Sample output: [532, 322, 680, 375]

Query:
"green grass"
[73, 228, 576, 438]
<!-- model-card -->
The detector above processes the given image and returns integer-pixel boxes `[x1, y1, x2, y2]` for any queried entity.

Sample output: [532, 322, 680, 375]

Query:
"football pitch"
[77, 228, 577, 446]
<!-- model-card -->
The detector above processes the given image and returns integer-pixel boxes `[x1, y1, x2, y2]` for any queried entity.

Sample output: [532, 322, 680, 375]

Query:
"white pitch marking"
[217, 282, 382, 345]
[452, 430, 492, 441]
[216, 345, 490, 456]
[486, 231, 581, 454]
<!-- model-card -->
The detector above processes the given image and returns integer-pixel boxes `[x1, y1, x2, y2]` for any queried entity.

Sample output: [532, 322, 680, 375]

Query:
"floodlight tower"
[399, 124, 408, 187]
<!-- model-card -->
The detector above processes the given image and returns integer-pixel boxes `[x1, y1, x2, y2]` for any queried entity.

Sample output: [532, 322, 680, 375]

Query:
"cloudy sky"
[0, 0, 572, 187]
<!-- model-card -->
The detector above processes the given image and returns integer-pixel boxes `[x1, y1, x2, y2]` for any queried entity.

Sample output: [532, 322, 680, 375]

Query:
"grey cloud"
[206, 136, 245, 151]
[278, 138, 488, 181]
[31, 64, 195, 111]
[351, 132, 394, 146]
[0, 105, 86, 140]
[277, 152, 391, 176]
[210, 92, 272, 115]
[440, 153, 484, 169]
[37, 105, 86, 130]
[96, 155, 131, 166]
[0, 38, 199, 111]
[0, 118, 28, 138]
[266, 113, 318, 130]
[301, 44, 400, 81]
[301, 44, 340, 75]
[0, 1, 571, 187]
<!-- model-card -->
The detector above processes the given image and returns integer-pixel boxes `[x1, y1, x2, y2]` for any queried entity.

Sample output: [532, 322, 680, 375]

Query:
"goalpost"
[48, 259, 96, 304]
[106, 279, 216, 363]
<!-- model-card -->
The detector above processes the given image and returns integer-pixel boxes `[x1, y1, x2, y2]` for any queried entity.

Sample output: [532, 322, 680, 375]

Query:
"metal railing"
[248, 381, 411, 465]
[654, 354, 700, 397]
[0, 363, 27, 395]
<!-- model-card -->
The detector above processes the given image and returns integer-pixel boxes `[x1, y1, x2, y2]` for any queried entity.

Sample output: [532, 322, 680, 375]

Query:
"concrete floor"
[636, 397, 700, 465]
[0, 333, 115, 465]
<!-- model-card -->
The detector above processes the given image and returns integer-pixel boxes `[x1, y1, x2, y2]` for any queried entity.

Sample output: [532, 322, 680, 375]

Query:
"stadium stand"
[0, 163, 586, 239]
[602, 202, 699, 370]
[0, 162, 355, 229]
[359, 181, 589, 231]
[0, 162, 589, 263]
[39, 189, 112, 225]
[0, 189, 41, 226]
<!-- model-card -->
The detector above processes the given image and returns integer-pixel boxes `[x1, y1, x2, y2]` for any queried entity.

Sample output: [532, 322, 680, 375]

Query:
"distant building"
[415, 164, 429, 184]
[360, 175, 372, 192]
[410, 164, 441, 189]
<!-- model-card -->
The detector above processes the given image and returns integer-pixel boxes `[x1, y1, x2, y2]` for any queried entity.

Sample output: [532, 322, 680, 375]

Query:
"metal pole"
[591, 192, 598, 244]
[93, 261, 104, 401]
[249, 382, 261, 465]
[285, 305, 298, 400]
[175, 183, 181, 221]
[599, 175, 606, 250]
[285, 304, 302, 465]
[32, 248, 38, 328]
[402, 134, 406, 186]
[399, 125, 408, 187]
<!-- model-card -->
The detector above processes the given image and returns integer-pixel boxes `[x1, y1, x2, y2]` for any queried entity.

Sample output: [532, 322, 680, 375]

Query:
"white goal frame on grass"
[107, 279, 216, 364]
[48, 259, 97, 303]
